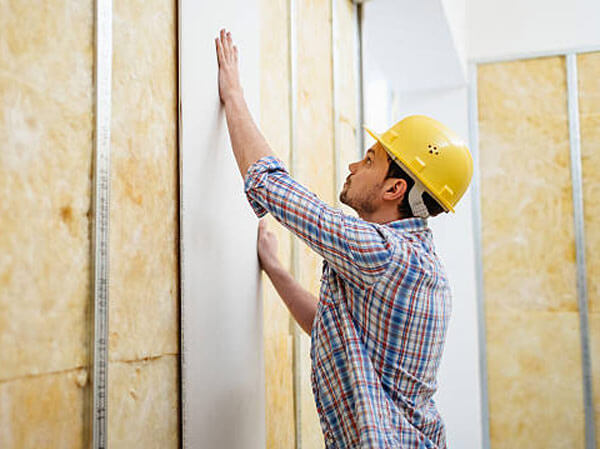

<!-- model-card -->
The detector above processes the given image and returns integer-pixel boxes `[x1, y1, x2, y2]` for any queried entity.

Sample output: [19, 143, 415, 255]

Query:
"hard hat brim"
[363, 125, 381, 144]
[362, 124, 455, 213]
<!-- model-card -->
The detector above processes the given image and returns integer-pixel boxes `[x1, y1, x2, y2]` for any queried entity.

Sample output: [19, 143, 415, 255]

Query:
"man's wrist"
[223, 90, 245, 108]
[263, 259, 285, 278]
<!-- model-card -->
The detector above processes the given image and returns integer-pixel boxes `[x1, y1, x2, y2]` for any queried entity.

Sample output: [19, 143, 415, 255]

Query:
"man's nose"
[348, 161, 358, 173]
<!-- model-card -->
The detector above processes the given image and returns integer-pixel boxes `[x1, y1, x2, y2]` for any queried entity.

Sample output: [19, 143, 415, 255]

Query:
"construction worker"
[215, 28, 473, 449]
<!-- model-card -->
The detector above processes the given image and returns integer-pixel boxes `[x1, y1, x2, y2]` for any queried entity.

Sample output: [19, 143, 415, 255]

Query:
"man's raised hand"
[215, 28, 243, 105]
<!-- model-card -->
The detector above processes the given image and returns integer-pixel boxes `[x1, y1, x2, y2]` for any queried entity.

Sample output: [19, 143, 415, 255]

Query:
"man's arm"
[216, 29, 317, 333]
[217, 29, 394, 289]
[265, 263, 318, 336]
[258, 220, 317, 336]
[216, 28, 275, 178]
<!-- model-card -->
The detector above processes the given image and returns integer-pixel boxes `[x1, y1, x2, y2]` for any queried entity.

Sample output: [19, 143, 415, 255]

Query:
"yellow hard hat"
[364, 115, 473, 214]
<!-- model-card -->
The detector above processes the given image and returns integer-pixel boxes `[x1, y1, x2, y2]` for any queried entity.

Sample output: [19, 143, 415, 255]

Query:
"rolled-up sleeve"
[244, 156, 395, 287]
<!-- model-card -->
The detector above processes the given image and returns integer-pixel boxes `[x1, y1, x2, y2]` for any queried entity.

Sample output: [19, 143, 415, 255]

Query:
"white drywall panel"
[179, 1, 264, 448]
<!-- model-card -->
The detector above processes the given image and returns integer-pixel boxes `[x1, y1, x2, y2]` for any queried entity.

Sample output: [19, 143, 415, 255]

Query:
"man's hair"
[384, 154, 445, 218]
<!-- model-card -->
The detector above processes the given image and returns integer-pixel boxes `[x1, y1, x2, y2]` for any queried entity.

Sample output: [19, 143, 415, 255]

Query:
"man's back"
[311, 217, 451, 448]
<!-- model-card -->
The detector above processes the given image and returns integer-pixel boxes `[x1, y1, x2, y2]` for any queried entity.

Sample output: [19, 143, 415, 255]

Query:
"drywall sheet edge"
[179, 1, 265, 448]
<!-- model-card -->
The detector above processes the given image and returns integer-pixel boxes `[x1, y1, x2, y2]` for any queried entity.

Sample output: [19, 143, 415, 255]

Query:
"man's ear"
[382, 178, 406, 201]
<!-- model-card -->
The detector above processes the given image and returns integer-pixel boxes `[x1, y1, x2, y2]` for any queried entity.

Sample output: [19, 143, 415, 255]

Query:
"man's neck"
[359, 208, 408, 225]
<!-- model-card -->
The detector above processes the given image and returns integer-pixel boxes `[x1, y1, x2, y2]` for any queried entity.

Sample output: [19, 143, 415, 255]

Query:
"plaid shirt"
[245, 156, 451, 448]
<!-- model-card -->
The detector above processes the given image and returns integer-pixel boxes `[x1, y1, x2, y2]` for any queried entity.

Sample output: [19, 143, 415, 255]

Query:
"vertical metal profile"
[91, 0, 112, 447]
[566, 53, 597, 449]
[354, 1, 365, 158]
[287, 0, 302, 447]
[331, 0, 340, 206]
[467, 63, 491, 449]
[176, 0, 186, 447]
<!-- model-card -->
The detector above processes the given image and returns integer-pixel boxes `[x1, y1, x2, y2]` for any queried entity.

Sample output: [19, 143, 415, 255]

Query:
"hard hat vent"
[427, 144, 440, 155]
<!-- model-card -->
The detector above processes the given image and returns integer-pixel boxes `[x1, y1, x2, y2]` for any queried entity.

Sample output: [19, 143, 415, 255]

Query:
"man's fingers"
[215, 38, 222, 67]
[216, 34, 227, 66]
[221, 29, 227, 49]
[216, 28, 238, 64]
[226, 31, 233, 54]
[225, 32, 234, 61]
[217, 29, 226, 60]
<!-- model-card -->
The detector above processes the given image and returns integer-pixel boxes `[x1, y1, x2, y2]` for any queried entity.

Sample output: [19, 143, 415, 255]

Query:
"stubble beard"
[339, 179, 379, 215]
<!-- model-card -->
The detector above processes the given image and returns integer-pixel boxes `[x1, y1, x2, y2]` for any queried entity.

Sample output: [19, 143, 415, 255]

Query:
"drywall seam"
[467, 62, 491, 449]
[470, 45, 600, 65]
[287, 0, 302, 448]
[0, 352, 178, 386]
[566, 53, 597, 449]
[111, 353, 178, 365]
[0, 366, 89, 385]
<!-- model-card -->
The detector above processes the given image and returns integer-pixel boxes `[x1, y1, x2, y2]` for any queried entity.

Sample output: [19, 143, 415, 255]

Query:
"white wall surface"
[179, 1, 265, 448]
[441, 0, 467, 70]
[468, 0, 600, 61]
[363, 0, 466, 94]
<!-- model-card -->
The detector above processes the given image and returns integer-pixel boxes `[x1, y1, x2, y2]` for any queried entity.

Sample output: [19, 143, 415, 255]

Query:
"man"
[215, 28, 473, 448]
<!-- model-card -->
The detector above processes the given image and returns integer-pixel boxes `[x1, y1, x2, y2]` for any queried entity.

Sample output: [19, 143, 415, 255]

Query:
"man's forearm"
[265, 263, 318, 336]
[224, 94, 276, 179]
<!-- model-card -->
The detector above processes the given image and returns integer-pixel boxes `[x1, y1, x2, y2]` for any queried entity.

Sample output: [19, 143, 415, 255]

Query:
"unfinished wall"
[259, 0, 295, 447]
[0, 0, 179, 447]
[578, 51, 600, 446]
[478, 57, 585, 448]
[0, 1, 93, 446]
[259, 0, 358, 448]
[109, 0, 179, 446]
[0, 0, 356, 445]
[295, 0, 335, 447]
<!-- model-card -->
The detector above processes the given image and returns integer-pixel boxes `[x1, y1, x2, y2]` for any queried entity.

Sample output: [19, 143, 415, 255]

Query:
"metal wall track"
[354, 1, 365, 158]
[331, 0, 340, 206]
[467, 63, 491, 449]
[91, 0, 112, 447]
[566, 53, 597, 449]
[176, 0, 186, 447]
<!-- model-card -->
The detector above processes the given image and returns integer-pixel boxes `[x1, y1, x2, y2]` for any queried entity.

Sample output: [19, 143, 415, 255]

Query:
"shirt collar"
[383, 216, 429, 233]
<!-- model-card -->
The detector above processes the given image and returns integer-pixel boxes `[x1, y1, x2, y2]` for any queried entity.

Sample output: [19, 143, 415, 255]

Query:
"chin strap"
[408, 182, 430, 218]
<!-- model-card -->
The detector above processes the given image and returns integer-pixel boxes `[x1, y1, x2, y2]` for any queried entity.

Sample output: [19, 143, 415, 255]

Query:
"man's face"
[339, 142, 396, 216]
